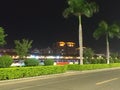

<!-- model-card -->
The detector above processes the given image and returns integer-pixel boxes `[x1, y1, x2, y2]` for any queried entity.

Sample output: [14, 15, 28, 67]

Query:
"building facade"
[52, 41, 78, 56]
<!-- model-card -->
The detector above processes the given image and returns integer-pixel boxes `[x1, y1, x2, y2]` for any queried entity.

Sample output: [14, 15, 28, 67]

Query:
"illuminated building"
[58, 41, 65, 47]
[52, 41, 77, 56]
[66, 42, 75, 47]
[57, 41, 75, 47]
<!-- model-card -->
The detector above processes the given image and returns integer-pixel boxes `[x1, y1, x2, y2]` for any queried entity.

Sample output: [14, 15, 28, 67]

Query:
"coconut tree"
[63, 0, 98, 65]
[93, 21, 120, 64]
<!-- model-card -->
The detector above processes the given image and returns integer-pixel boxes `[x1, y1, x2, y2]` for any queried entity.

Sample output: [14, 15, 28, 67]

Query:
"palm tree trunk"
[78, 15, 83, 65]
[106, 34, 110, 64]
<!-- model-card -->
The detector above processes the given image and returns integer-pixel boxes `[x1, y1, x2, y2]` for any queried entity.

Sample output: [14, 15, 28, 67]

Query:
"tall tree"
[14, 39, 33, 59]
[0, 27, 7, 46]
[63, 0, 98, 65]
[93, 21, 120, 64]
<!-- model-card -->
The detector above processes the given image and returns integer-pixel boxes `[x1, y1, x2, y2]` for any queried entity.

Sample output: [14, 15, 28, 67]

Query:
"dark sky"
[0, 0, 120, 53]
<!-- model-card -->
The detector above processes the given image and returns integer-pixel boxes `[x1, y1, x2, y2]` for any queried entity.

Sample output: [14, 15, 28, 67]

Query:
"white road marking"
[96, 78, 118, 85]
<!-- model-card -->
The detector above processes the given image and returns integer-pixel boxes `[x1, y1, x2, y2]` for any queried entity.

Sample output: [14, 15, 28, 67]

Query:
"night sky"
[0, 0, 120, 53]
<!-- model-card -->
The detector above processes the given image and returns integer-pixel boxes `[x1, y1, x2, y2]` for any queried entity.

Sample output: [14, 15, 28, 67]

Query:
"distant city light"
[59, 41, 65, 46]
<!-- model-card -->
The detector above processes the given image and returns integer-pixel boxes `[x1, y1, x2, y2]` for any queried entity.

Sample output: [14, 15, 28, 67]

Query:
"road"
[0, 68, 120, 90]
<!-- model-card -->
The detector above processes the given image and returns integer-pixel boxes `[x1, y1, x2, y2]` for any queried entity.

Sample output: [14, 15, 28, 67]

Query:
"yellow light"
[67, 42, 75, 47]
[59, 41, 65, 47]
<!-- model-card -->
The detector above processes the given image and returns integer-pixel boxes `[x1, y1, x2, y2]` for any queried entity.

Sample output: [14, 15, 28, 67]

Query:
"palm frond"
[83, 2, 99, 17]
[93, 28, 105, 39]
[63, 7, 73, 18]
[93, 21, 108, 39]
[63, 0, 98, 18]
[108, 24, 120, 38]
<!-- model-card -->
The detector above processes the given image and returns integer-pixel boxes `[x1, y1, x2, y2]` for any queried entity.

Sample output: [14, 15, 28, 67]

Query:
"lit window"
[59, 42, 65, 47]
[67, 42, 75, 47]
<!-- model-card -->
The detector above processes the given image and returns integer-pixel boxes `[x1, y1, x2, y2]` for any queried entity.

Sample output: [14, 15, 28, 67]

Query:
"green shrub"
[68, 63, 120, 71]
[24, 58, 39, 66]
[91, 59, 98, 64]
[99, 58, 106, 64]
[44, 59, 54, 66]
[90, 58, 106, 64]
[114, 59, 120, 63]
[0, 55, 13, 68]
[0, 65, 67, 80]
[83, 58, 89, 64]
[110, 58, 120, 63]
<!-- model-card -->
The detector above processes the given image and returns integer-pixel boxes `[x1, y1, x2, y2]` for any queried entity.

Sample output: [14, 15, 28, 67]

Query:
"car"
[11, 60, 25, 67]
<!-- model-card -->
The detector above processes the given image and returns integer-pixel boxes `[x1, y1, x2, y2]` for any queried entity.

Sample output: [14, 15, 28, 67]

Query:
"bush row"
[84, 57, 120, 64]
[0, 55, 54, 68]
[0, 65, 67, 80]
[67, 63, 120, 71]
[24, 59, 54, 66]
[1, 63, 120, 80]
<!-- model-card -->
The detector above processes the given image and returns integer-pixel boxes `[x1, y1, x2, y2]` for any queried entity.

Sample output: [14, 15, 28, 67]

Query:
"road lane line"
[96, 78, 118, 85]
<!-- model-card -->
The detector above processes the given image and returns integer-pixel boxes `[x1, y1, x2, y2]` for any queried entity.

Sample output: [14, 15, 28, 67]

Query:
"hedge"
[24, 58, 39, 66]
[1, 63, 120, 80]
[0, 65, 67, 80]
[67, 63, 120, 71]
[44, 59, 54, 66]
[0, 55, 13, 68]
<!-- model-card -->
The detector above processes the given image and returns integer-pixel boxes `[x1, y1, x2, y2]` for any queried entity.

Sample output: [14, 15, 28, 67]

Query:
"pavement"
[0, 67, 120, 86]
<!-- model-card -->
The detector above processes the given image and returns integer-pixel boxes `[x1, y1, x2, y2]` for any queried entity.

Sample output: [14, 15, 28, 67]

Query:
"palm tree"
[93, 21, 120, 64]
[63, 0, 98, 65]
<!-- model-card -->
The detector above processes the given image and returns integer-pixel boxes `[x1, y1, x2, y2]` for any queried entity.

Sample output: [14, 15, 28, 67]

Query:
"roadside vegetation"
[0, 65, 67, 80]
[0, 60, 120, 80]
[1, 0, 120, 81]
[0, 55, 13, 68]
[0, 53, 120, 80]
[24, 58, 39, 66]
[0, 55, 120, 80]
[67, 63, 120, 71]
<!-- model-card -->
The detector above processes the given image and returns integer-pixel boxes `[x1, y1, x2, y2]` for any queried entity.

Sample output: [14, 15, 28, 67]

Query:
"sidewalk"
[0, 67, 120, 86]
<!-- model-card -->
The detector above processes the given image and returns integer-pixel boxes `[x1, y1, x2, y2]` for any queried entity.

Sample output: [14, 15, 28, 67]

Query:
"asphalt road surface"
[0, 68, 120, 90]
